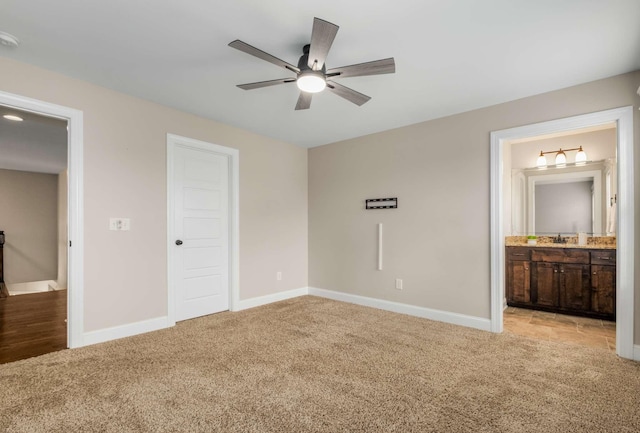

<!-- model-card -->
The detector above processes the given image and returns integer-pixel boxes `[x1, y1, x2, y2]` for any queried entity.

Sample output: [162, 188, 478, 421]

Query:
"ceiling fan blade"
[295, 92, 312, 110]
[229, 40, 300, 74]
[326, 58, 395, 79]
[326, 81, 371, 106]
[237, 78, 296, 90]
[308, 18, 339, 70]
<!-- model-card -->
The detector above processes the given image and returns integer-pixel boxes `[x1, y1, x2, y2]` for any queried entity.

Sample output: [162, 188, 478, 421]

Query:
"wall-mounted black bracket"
[366, 198, 397, 209]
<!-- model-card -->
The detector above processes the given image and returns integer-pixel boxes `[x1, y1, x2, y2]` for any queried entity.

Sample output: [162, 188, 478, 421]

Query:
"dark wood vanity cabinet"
[505, 248, 530, 304]
[590, 250, 616, 316]
[506, 246, 615, 320]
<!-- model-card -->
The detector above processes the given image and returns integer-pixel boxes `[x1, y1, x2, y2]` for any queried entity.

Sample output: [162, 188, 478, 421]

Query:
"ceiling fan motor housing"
[298, 44, 326, 74]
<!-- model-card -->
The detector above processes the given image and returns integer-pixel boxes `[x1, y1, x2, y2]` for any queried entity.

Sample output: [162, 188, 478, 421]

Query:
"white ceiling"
[1, 0, 639, 148]
[0, 107, 67, 174]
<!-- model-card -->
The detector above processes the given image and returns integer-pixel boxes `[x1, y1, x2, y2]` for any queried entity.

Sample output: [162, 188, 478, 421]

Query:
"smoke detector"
[0, 31, 20, 48]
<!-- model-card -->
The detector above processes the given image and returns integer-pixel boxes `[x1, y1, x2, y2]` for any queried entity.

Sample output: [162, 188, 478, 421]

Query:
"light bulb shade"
[575, 147, 587, 164]
[536, 152, 547, 168]
[555, 150, 566, 165]
[296, 71, 326, 93]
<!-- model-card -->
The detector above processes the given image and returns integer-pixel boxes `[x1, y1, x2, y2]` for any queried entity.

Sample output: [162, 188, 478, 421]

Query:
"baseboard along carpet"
[1, 295, 639, 432]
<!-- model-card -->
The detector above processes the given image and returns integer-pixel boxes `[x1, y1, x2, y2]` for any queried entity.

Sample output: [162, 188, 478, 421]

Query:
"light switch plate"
[109, 218, 131, 231]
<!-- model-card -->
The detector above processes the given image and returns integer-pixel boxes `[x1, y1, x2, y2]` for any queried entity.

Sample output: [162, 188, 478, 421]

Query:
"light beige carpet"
[1, 295, 639, 432]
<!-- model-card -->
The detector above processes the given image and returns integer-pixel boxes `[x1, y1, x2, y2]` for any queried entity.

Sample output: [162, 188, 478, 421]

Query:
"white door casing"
[167, 134, 239, 324]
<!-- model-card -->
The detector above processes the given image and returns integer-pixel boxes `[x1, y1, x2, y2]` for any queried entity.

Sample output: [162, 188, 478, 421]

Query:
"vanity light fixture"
[535, 146, 587, 168]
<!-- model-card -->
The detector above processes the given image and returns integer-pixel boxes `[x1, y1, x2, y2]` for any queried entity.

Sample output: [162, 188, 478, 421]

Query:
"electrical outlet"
[109, 218, 131, 231]
[395, 278, 403, 290]
[276, 271, 282, 281]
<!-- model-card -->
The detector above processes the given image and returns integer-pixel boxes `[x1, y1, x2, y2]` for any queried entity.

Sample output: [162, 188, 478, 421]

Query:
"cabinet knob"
[175, 240, 183, 246]
[554, 269, 558, 273]
[593, 271, 597, 275]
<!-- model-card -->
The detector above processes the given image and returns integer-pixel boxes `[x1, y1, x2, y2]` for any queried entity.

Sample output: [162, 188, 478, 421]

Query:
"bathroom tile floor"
[504, 306, 616, 352]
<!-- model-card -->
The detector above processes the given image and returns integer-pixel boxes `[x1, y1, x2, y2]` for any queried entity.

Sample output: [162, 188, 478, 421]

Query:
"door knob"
[175, 240, 183, 246]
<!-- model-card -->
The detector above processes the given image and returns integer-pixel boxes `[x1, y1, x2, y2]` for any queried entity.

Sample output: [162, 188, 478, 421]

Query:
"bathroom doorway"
[503, 124, 617, 351]
[490, 106, 635, 359]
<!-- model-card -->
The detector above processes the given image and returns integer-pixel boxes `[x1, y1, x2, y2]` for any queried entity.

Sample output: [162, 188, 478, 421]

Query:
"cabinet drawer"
[507, 247, 530, 261]
[531, 248, 589, 264]
[591, 250, 616, 265]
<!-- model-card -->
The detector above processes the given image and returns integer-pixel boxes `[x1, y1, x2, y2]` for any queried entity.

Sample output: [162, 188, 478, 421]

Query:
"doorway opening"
[504, 124, 617, 351]
[490, 107, 635, 359]
[0, 90, 84, 359]
[0, 106, 68, 362]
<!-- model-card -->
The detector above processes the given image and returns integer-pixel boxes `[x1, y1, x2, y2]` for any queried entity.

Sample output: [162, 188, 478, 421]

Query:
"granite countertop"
[505, 236, 616, 250]
[505, 242, 616, 250]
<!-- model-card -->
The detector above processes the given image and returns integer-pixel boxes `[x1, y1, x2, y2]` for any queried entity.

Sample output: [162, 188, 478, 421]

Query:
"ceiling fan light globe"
[297, 72, 326, 93]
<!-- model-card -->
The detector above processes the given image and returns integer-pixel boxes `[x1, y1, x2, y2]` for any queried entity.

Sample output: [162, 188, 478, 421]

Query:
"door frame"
[0, 90, 84, 348]
[166, 134, 239, 326]
[490, 106, 635, 359]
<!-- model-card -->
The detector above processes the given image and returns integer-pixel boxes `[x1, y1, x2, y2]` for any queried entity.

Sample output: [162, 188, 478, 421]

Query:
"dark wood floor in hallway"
[0, 289, 67, 364]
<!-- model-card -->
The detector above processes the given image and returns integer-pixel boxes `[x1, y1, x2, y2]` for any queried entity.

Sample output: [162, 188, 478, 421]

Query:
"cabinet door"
[591, 265, 616, 316]
[532, 262, 557, 307]
[559, 264, 591, 311]
[506, 260, 530, 304]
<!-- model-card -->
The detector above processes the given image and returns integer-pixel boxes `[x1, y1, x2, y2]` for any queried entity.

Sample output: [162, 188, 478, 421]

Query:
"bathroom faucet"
[554, 233, 565, 244]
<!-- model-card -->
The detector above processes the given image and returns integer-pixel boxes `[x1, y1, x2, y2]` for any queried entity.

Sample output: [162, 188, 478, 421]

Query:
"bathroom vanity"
[506, 245, 615, 320]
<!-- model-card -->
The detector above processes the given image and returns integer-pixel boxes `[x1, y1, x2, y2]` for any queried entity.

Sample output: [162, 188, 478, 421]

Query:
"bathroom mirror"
[511, 160, 616, 236]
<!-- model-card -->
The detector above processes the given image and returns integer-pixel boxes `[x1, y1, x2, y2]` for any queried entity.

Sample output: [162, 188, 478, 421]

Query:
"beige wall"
[0, 169, 58, 283]
[309, 71, 640, 340]
[0, 57, 308, 333]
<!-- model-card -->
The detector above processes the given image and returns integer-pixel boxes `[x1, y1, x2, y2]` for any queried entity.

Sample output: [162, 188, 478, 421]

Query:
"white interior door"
[173, 145, 229, 321]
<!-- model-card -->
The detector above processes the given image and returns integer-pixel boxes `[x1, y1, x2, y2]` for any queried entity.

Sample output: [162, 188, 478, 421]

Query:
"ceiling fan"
[228, 17, 395, 110]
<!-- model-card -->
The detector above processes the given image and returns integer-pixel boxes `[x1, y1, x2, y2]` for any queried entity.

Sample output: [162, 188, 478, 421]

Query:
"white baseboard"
[308, 287, 492, 332]
[82, 316, 170, 347]
[81, 288, 309, 347]
[234, 287, 309, 311]
[634, 345, 640, 362]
